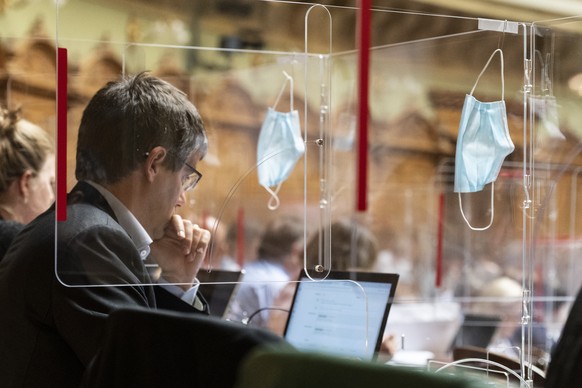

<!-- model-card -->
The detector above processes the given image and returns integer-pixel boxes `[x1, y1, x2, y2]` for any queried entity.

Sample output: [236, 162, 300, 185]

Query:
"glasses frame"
[143, 150, 203, 192]
[181, 161, 202, 192]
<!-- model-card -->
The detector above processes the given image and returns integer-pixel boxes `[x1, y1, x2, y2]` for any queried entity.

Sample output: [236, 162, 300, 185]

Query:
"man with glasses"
[0, 73, 214, 386]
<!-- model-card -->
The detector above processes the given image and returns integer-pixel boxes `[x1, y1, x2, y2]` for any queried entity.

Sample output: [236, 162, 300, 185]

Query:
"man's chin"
[151, 226, 166, 241]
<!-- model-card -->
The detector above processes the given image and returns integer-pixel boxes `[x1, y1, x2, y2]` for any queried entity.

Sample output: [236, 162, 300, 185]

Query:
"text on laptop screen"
[284, 276, 396, 360]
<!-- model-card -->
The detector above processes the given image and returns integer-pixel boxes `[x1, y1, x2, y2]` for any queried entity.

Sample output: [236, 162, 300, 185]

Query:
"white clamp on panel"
[478, 18, 519, 34]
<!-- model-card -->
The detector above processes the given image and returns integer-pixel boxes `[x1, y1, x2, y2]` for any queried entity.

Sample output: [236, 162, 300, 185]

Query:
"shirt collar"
[86, 181, 153, 260]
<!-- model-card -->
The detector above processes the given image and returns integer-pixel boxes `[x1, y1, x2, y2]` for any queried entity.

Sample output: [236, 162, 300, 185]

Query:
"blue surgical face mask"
[454, 49, 515, 230]
[257, 107, 305, 210]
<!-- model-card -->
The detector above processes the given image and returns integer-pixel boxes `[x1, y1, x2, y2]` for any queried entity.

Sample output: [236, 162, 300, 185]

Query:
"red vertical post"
[356, 0, 371, 212]
[56, 48, 68, 222]
[435, 192, 445, 287]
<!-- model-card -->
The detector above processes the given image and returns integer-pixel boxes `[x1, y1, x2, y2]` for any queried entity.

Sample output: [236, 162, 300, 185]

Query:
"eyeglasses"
[144, 151, 202, 192]
[182, 161, 202, 192]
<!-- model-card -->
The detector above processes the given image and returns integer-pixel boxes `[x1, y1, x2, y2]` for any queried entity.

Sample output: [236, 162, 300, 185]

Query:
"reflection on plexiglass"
[2, 0, 582, 385]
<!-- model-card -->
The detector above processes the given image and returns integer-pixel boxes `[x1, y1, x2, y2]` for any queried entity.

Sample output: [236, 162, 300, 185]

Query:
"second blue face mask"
[454, 49, 515, 230]
[454, 95, 515, 193]
[257, 72, 305, 210]
[257, 107, 305, 202]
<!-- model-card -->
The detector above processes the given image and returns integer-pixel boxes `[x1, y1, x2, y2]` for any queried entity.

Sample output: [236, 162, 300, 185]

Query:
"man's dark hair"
[75, 72, 207, 184]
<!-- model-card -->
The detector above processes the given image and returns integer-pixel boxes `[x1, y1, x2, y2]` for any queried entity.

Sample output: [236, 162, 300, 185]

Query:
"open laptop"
[197, 269, 244, 318]
[449, 313, 502, 350]
[283, 270, 399, 360]
[384, 301, 463, 357]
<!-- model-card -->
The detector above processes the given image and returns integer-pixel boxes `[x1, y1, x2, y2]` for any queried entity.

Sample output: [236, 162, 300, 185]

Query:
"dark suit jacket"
[546, 285, 582, 388]
[0, 219, 24, 263]
[0, 181, 206, 388]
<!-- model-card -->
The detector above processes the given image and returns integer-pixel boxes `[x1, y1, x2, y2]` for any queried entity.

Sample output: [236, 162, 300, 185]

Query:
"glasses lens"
[183, 171, 201, 192]
[181, 161, 202, 192]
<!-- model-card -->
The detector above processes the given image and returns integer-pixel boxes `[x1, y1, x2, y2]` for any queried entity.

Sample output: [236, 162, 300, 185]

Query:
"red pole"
[435, 192, 445, 287]
[356, 0, 371, 212]
[56, 48, 68, 222]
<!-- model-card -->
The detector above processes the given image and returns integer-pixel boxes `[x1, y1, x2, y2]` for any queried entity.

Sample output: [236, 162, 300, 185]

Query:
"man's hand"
[150, 214, 211, 291]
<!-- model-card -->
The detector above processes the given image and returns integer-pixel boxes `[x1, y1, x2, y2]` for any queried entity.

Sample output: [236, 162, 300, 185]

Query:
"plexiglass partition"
[328, 10, 540, 383]
[525, 16, 582, 384]
[50, 0, 385, 360]
[1, 0, 580, 382]
[54, 1, 331, 283]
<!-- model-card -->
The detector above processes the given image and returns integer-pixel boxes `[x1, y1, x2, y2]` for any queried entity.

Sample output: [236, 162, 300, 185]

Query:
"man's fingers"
[169, 214, 186, 238]
[194, 225, 211, 250]
[181, 219, 193, 254]
[189, 225, 211, 261]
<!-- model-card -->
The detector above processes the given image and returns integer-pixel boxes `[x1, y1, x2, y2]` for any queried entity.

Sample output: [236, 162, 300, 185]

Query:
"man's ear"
[144, 146, 168, 182]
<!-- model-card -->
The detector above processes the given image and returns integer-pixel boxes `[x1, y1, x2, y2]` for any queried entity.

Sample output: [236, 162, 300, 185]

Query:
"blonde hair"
[0, 106, 54, 194]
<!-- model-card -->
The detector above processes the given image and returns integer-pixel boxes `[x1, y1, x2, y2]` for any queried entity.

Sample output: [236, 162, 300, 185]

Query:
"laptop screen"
[283, 270, 399, 360]
[449, 313, 502, 350]
[197, 269, 244, 318]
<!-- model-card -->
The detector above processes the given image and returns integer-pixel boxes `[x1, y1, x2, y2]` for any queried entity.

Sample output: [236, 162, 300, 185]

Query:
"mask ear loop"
[272, 71, 294, 111]
[458, 184, 495, 231]
[265, 185, 281, 210]
[264, 71, 295, 211]
[469, 48, 504, 100]
[459, 48, 504, 231]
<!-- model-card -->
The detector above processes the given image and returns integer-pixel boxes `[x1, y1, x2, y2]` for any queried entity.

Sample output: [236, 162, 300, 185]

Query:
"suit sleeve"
[53, 223, 155, 366]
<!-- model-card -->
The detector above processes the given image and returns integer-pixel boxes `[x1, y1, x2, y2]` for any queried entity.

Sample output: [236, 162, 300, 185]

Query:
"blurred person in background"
[0, 105, 54, 261]
[471, 276, 523, 357]
[203, 215, 263, 271]
[226, 214, 303, 328]
[266, 218, 398, 359]
[313, 217, 380, 271]
[220, 218, 263, 270]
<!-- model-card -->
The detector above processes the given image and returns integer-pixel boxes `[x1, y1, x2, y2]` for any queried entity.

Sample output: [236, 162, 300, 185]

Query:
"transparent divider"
[54, 0, 332, 288]
[25, 0, 582, 376]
